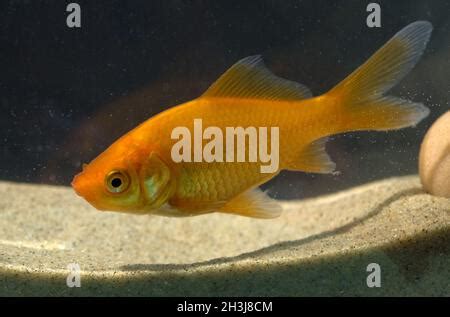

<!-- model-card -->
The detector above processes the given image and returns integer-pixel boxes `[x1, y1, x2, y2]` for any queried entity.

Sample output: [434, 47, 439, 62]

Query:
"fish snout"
[71, 173, 85, 197]
[71, 171, 107, 210]
[71, 172, 96, 200]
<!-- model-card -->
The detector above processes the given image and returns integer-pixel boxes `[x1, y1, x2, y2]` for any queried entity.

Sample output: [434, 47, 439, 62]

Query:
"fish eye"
[105, 170, 130, 194]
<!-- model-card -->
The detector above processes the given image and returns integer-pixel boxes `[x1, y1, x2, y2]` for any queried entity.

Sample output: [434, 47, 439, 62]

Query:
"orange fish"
[72, 21, 432, 218]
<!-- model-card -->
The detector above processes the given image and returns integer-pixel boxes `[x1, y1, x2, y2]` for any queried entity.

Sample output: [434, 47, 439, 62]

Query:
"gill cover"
[139, 152, 174, 209]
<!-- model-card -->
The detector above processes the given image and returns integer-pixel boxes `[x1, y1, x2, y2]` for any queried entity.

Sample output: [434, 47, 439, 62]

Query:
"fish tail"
[328, 21, 432, 131]
[289, 21, 432, 174]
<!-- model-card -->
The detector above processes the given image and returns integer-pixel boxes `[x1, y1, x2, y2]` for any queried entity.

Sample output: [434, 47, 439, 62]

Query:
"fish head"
[71, 142, 145, 212]
[72, 144, 174, 214]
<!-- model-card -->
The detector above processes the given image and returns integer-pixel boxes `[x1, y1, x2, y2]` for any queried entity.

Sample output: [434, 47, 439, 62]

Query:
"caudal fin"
[328, 21, 432, 131]
[289, 21, 432, 175]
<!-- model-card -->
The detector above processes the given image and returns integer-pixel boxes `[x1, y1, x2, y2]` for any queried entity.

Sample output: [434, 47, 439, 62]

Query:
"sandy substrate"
[0, 176, 449, 296]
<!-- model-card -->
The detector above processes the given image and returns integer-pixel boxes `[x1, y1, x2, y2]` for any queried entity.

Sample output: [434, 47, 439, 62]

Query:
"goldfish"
[72, 21, 432, 218]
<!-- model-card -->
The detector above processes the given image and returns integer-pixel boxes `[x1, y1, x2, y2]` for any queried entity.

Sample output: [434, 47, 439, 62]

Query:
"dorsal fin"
[201, 55, 312, 100]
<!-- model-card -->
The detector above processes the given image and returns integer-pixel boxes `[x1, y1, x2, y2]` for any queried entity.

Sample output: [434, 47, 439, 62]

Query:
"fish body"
[72, 21, 432, 218]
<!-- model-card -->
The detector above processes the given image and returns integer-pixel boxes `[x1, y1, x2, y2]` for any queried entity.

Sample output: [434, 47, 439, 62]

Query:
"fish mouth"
[71, 172, 93, 200]
[71, 174, 83, 197]
[71, 174, 106, 210]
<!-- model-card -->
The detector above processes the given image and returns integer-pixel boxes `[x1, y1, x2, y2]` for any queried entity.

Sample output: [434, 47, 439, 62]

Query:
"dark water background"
[1, 0, 449, 199]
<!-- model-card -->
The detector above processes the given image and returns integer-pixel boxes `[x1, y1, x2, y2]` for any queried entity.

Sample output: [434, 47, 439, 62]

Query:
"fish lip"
[71, 180, 78, 194]
[71, 173, 84, 197]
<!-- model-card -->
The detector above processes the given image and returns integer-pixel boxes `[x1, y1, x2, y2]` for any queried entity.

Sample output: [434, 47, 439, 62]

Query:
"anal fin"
[288, 137, 336, 174]
[218, 188, 282, 219]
